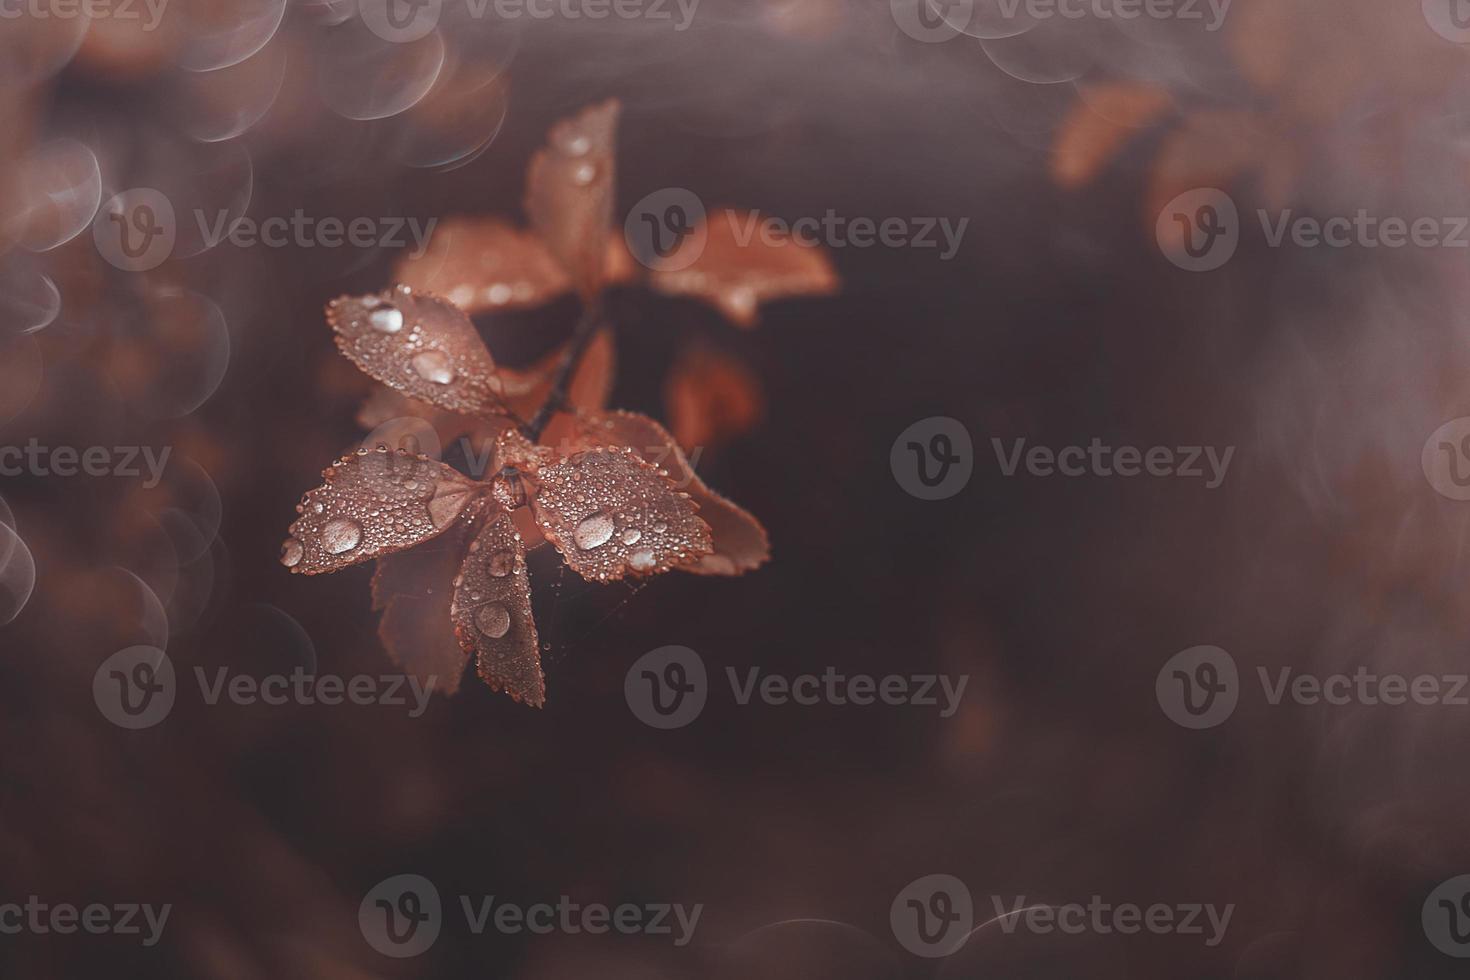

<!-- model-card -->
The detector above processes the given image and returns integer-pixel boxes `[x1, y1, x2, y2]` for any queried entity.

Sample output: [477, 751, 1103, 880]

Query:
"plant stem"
[522, 301, 604, 441]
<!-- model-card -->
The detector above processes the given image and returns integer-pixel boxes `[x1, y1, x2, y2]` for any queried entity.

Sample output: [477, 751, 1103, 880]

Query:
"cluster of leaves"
[281, 100, 838, 707]
[1050, 0, 1464, 228]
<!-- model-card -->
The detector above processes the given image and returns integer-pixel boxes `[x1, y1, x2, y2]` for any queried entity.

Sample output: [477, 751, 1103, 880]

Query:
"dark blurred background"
[4, 1, 1470, 977]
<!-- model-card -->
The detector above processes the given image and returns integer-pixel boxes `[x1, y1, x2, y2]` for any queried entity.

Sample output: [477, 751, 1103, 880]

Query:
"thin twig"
[522, 300, 604, 441]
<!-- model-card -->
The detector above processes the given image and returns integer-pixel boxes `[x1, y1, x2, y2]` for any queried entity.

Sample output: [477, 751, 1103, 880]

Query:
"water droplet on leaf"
[369, 306, 404, 333]
[573, 512, 615, 549]
[474, 601, 511, 639]
[321, 517, 362, 554]
[411, 350, 454, 384]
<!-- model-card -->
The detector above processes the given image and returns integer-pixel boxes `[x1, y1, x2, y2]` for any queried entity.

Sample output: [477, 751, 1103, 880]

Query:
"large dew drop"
[621, 528, 642, 545]
[280, 538, 303, 567]
[369, 305, 404, 333]
[321, 518, 362, 555]
[474, 602, 511, 639]
[411, 350, 454, 385]
[629, 549, 656, 571]
[573, 512, 615, 550]
[487, 550, 515, 577]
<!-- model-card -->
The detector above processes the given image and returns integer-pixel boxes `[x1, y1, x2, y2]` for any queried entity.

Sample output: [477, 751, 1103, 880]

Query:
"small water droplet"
[475, 602, 511, 638]
[621, 528, 642, 545]
[280, 538, 303, 567]
[573, 512, 615, 549]
[312, 502, 324, 514]
[629, 549, 656, 571]
[572, 162, 598, 185]
[412, 350, 454, 384]
[369, 306, 404, 333]
[321, 518, 362, 554]
[652, 521, 668, 534]
[729, 286, 757, 317]
[487, 283, 513, 305]
[558, 132, 591, 156]
[488, 551, 515, 577]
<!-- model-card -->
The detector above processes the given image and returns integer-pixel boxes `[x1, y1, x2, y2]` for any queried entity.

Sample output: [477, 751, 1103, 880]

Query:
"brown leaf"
[328, 285, 508, 419]
[450, 510, 545, 706]
[524, 99, 620, 300]
[1146, 109, 1273, 225]
[1051, 82, 1173, 190]
[392, 217, 573, 314]
[574, 411, 769, 576]
[649, 208, 839, 326]
[373, 527, 474, 694]
[528, 447, 712, 583]
[281, 447, 484, 575]
[663, 344, 763, 449]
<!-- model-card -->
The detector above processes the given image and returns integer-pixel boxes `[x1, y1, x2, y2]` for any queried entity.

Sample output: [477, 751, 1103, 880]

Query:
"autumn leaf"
[282, 448, 484, 575]
[1051, 82, 1174, 190]
[649, 208, 839, 326]
[571, 410, 770, 576]
[664, 343, 763, 450]
[525, 99, 620, 302]
[528, 447, 712, 583]
[328, 285, 509, 419]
